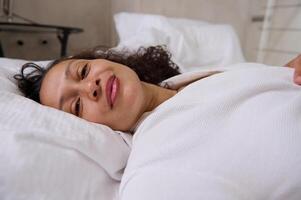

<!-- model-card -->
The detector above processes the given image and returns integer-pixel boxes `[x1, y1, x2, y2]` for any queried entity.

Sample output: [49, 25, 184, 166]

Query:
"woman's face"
[40, 59, 147, 131]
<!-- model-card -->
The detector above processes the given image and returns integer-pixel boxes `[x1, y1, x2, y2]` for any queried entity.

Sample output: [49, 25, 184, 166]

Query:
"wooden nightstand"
[0, 22, 83, 57]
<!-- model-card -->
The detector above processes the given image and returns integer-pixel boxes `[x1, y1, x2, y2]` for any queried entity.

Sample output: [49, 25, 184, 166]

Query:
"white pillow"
[114, 12, 245, 72]
[0, 58, 132, 200]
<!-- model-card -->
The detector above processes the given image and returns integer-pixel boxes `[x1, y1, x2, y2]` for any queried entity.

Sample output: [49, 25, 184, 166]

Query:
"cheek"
[121, 82, 145, 123]
[82, 101, 107, 123]
[121, 78, 144, 105]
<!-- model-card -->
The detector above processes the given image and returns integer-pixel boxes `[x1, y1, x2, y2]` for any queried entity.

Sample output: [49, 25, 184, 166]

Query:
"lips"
[106, 75, 119, 109]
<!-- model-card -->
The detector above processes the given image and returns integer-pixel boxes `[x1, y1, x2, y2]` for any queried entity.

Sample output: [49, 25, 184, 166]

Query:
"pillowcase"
[113, 12, 245, 72]
[0, 58, 132, 200]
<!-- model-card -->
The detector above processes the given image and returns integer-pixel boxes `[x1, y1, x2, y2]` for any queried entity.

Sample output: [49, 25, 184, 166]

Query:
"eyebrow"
[58, 60, 77, 110]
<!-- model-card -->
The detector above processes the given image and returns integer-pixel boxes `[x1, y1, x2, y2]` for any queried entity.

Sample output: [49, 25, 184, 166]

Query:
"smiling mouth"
[106, 75, 119, 109]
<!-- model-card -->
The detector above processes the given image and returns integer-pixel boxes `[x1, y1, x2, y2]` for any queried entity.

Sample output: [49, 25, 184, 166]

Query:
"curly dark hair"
[14, 45, 181, 103]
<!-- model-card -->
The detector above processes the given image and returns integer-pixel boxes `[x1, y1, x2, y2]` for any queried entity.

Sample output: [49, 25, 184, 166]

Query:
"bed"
[1, 12, 300, 200]
[0, 58, 132, 200]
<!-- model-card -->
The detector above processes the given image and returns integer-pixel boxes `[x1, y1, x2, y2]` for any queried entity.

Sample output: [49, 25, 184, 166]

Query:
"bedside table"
[0, 22, 84, 57]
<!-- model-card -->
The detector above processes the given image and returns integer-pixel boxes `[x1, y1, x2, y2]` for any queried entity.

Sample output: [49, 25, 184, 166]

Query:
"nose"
[80, 78, 101, 101]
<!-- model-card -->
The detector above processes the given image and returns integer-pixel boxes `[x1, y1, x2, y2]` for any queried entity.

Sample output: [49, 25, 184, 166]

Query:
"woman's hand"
[285, 54, 301, 85]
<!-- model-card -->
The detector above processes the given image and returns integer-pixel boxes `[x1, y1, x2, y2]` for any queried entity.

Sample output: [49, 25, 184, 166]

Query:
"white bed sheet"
[0, 58, 132, 200]
[119, 64, 301, 200]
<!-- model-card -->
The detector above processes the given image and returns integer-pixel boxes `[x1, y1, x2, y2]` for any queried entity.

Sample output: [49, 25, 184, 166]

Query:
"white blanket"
[119, 63, 301, 200]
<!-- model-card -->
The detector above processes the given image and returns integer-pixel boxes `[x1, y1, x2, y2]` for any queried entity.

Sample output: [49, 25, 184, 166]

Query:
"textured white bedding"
[0, 58, 132, 200]
[120, 64, 301, 200]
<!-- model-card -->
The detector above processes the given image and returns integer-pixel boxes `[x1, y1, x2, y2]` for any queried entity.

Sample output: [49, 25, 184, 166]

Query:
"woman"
[14, 45, 301, 132]
[14, 46, 181, 132]
[14, 46, 301, 199]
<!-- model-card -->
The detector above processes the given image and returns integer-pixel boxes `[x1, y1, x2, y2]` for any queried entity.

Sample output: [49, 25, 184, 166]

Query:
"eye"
[80, 63, 89, 80]
[74, 97, 81, 116]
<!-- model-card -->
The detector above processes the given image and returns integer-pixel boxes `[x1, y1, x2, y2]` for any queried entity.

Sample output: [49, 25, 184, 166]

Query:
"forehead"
[55, 59, 76, 71]
[39, 59, 75, 107]
[46, 59, 76, 82]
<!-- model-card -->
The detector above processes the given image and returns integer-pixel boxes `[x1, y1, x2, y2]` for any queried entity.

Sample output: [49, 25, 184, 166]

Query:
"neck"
[142, 82, 177, 112]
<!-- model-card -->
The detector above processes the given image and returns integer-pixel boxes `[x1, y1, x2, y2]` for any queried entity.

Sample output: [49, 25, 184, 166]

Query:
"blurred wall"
[255, 0, 301, 66]
[1, 0, 111, 60]
[243, 0, 267, 62]
[1, 0, 268, 62]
